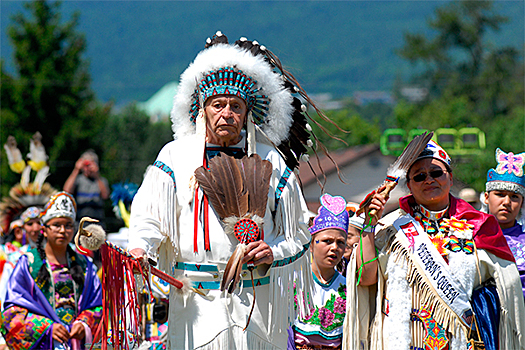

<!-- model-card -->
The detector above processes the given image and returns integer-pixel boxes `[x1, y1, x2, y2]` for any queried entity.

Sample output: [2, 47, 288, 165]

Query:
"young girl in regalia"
[484, 148, 525, 299]
[290, 194, 349, 350]
[1, 192, 102, 350]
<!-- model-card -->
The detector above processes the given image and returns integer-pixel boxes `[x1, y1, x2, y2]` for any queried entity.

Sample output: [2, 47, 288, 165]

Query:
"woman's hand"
[242, 241, 274, 266]
[69, 322, 86, 340]
[52, 323, 70, 343]
[366, 192, 387, 226]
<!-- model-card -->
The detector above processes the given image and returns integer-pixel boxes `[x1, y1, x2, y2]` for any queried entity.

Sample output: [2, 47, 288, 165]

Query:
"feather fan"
[194, 167, 229, 219]
[360, 131, 434, 217]
[214, 155, 249, 218]
[195, 153, 273, 297]
[388, 131, 434, 179]
[240, 154, 272, 218]
[195, 154, 249, 219]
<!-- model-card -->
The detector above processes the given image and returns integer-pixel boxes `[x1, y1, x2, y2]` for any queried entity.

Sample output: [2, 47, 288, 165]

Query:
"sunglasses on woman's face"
[410, 169, 446, 183]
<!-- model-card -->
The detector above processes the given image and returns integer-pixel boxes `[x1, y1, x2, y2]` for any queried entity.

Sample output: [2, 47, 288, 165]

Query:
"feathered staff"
[75, 217, 199, 350]
[195, 153, 272, 328]
[3, 136, 26, 174]
[358, 131, 434, 218]
[0, 133, 56, 234]
[27, 132, 48, 172]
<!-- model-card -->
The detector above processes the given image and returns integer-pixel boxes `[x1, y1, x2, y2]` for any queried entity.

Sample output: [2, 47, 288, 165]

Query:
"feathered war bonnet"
[170, 31, 316, 171]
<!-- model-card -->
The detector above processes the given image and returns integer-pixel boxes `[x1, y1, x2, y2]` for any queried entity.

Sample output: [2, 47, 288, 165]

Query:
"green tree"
[393, 93, 482, 131]
[399, 0, 522, 120]
[100, 104, 172, 186]
[1, 0, 110, 194]
[396, 0, 524, 191]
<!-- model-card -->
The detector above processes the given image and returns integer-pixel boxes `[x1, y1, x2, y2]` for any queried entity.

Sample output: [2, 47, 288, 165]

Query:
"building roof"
[298, 144, 379, 188]
[136, 81, 178, 122]
[298, 144, 472, 215]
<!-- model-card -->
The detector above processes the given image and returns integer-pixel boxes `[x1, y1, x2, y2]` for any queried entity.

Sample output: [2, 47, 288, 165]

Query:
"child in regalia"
[484, 148, 525, 298]
[290, 193, 349, 350]
[1, 192, 102, 350]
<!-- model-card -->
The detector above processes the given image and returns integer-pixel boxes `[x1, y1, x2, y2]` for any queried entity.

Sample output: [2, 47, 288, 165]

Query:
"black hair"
[67, 244, 85, 291]
[3, 232, 15, 244]
[35, 232, 85, 290]
[35, 233, 50, 287]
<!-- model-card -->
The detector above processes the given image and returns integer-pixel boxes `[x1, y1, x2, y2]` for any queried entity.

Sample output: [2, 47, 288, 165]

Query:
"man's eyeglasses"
[409, 169, 447, 183]
[44, 223, 75, 231]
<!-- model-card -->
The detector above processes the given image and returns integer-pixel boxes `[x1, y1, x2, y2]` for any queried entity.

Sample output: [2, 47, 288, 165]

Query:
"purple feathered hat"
[309, 193, 349, 235]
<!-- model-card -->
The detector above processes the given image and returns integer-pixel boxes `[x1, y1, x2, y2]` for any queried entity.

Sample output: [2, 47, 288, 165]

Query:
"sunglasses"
[410, 169, 447, 183]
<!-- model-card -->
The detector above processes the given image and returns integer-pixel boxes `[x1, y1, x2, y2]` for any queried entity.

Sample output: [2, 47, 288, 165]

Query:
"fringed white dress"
[128, 135, 313, 350]
[343, 196, 525, 350]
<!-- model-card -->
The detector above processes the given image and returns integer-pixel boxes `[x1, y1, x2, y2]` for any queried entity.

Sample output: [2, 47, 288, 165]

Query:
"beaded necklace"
[413, 204, 448, 236]
[412, 204, 476, 260]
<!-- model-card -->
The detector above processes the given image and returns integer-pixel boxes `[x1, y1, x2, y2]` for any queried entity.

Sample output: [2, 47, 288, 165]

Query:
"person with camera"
[63, 150, 109, 227]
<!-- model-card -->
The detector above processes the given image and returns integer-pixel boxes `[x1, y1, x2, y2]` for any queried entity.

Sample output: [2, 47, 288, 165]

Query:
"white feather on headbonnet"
[40, 191, 76, 225]
[170, 43, 293, 146]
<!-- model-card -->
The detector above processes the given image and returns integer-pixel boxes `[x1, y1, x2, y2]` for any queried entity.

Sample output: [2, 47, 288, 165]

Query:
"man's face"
[81, 158, 99, 177]
[204, 95, 247, 147]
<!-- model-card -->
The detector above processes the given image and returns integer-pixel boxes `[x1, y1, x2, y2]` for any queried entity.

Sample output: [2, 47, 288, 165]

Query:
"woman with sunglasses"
[0, 192, 102, 350]
[484, 149, 525, 299]
[344, 140, 525, 350]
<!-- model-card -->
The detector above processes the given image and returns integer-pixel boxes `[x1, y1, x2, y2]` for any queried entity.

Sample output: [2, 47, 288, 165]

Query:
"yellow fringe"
[390, 240, 469, 338]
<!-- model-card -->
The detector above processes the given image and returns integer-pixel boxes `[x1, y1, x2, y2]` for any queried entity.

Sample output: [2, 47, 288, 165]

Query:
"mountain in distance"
[1, 1, 523, 105]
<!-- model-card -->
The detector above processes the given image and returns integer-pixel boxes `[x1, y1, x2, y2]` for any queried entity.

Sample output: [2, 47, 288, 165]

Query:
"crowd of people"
[0, 32, 524, 350]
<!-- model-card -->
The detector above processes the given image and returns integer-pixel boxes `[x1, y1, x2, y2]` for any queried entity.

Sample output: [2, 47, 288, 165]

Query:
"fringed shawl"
[342, 196, 525, 350]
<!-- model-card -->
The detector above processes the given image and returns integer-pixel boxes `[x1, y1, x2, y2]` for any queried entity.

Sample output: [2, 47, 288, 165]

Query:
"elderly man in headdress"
[128, 32, 318, 349]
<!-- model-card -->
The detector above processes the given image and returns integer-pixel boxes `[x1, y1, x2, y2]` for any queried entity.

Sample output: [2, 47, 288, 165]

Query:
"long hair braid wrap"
[35, 232, 85, 290]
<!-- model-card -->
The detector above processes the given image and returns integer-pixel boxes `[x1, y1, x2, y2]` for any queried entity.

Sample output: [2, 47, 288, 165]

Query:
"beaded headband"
[21, 206, 41, 223]
[486, 148, 525, 197]
[414, 140, 452, 169]
[309, 194, 349, 235]
[188, 66, 270, 127]
[40, 192, 77, 224]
